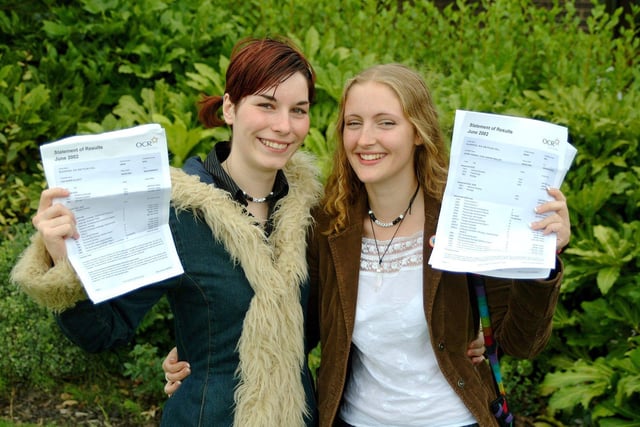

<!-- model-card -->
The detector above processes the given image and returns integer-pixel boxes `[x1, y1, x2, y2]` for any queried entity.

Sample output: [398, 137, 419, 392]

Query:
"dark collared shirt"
[203, 141, 289, 236]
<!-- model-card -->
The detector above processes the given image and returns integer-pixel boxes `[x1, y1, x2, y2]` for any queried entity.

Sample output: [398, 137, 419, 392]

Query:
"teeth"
[260, 138, 288, 150]
[360, 153, 384, 161]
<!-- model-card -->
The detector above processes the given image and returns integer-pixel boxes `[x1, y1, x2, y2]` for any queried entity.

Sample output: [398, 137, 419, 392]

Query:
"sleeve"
[485, 256, 564, 359]
[10, 232, 87, 312]
[55, 283, 168, 353]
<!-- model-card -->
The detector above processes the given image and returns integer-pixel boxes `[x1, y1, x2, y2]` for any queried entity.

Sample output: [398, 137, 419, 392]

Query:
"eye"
[292, 106, 308, 115]
[345, 120, 362, 128]
[379, 120, 395, 128]
[258, 103, 275, 110]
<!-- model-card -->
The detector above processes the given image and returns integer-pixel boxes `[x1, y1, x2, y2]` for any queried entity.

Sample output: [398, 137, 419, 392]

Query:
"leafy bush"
[522, 5, 640, 425]
[0, 223, 115, 389]
[0, 221, 174, 422]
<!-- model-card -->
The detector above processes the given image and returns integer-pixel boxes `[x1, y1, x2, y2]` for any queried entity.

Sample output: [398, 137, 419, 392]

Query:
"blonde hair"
[323, 64, 449, 234]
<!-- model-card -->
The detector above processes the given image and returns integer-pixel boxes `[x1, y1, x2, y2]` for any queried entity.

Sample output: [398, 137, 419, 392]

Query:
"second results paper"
[429, 110, 576, 278]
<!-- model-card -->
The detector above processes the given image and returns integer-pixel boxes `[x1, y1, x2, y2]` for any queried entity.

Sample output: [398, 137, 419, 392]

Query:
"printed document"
[40, 124, 184, 303]
[428, 110, 576, 278]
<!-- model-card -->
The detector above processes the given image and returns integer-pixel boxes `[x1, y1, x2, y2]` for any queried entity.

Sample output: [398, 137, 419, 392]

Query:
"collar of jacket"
[171, 150, 322, 427]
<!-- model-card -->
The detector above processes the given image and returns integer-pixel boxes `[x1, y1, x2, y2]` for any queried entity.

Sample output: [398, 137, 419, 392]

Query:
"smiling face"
[223, 71, 311, 174]
[342, 81, 419, 188]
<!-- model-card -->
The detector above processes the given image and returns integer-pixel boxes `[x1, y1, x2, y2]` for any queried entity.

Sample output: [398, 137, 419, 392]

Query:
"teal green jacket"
[12, 151, 322, 427]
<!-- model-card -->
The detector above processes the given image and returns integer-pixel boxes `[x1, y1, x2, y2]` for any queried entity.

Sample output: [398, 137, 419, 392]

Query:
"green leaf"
[599, 418, 640, 427]
[597, 266, 620, 295]
[185, 62, 225, 95]
[112, 95, 151, 125]
[42, 20, 72, 37]
[616, 374, 640, 404]
[304, 26, 320, 58]
[81, 0, 120, 15]
[541, 358, 614, 410]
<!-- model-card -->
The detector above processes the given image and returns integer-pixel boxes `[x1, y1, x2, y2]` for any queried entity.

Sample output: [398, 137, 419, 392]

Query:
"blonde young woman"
[307, 64, 570, 427]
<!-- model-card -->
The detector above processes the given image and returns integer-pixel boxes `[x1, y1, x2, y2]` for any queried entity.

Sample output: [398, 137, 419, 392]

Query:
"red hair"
[198, 37, 315, 128]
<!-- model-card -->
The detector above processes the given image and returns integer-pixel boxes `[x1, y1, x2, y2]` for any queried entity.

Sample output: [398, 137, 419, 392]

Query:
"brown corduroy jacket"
[306, 190, 563, 427]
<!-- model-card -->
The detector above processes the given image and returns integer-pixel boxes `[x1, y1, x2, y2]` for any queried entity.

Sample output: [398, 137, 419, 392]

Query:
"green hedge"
[0, 223, 171, 422]
[1, 0, 639, 424]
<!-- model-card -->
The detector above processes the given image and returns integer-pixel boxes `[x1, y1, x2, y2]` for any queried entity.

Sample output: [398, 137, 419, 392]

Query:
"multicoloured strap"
[468, 273, 515, 427]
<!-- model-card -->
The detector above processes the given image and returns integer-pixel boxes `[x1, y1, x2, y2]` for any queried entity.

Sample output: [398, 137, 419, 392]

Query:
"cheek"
[342, 131, 358, 150]
[287, 117, 309, 139]
[296, 117, 311, 136]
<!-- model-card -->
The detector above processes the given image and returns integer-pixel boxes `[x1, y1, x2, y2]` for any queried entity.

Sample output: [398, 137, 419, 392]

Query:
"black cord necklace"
[242, 191, 274, 204]
[368, 184, 420, 274]
[369, 214, 405, 274]
[368, 184, 420, 228]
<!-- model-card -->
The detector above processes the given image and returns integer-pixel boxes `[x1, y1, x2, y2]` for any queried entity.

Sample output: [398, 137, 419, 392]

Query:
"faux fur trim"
[11, 232, 87, 312]
[171, 150, 321, 427]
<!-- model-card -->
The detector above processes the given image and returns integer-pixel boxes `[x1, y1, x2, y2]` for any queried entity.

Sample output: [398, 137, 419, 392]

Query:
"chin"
[350, 168, 379, 184]
[261, 157, 292, 171]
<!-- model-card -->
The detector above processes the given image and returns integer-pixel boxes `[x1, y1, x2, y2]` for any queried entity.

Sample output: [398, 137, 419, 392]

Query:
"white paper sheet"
[428, 110, 576, 278]
[40, 124, 184, 303]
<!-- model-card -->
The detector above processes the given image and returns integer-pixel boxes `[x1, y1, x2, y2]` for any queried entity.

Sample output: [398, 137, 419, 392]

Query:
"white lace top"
[339, 231, 477, 427]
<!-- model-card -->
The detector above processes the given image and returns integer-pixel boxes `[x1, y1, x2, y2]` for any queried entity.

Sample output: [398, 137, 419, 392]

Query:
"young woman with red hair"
[12, 37, 320, 427]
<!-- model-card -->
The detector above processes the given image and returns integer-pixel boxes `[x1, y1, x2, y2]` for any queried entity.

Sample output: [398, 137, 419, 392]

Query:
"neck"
[366, 180, 420, 222]
[223, 157, 276, 200]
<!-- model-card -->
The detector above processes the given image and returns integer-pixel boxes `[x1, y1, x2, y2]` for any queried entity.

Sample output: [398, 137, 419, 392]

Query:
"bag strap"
[468, 273, 515, 427]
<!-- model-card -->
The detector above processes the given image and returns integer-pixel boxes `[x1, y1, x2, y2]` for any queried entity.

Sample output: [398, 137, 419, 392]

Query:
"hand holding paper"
[530, 186, 571, 252]
[32, 187, 79, 264]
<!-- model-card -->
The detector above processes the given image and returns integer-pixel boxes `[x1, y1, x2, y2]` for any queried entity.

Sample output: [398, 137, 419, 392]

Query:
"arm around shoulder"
[10, 231, 87, 312]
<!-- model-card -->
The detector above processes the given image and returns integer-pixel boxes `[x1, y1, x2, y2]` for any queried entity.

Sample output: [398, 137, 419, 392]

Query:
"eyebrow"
[345, 112, 398, 119]
[257, 94, 309, 106]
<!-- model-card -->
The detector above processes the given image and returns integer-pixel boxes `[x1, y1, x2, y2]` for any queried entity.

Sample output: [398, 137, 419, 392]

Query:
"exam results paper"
[39, 124, 184, 303]
[428, 110, 577, 279]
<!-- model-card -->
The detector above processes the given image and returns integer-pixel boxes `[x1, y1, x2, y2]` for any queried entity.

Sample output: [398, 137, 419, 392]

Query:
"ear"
[222, 94, 235, 125]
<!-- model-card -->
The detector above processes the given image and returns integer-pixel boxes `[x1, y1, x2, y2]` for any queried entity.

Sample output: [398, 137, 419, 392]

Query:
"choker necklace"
[223, 161, 273, 204]
[368, 184, 420, 228]
[242, 191, 274, 204]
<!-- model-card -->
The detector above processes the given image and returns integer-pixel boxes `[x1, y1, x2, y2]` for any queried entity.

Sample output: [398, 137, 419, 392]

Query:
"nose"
[357, 124, 376, 147]
[271, 110, 291, 134]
